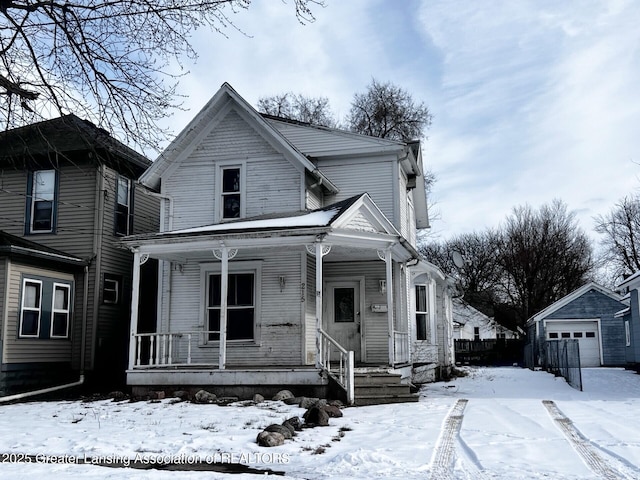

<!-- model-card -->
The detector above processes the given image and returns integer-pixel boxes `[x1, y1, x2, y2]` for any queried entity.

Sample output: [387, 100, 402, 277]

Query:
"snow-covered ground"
[1, 367, 640, 479]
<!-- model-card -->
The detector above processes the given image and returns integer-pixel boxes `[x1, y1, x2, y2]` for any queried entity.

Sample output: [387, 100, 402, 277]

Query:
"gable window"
[207, 273, 255, 341]
[474, 327, 480, 341]
[221, 167, 241, 220]
[20, 279, 42, 337]
[103, 274, 121, 305]
[415, 285, 428, 341]
[28, 170, 57, 233]
[115, 175, 132, 235]
[51, 283, 71, 338]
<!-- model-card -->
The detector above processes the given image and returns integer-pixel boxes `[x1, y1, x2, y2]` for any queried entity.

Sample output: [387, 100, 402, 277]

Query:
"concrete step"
[354, 383, 413, 397]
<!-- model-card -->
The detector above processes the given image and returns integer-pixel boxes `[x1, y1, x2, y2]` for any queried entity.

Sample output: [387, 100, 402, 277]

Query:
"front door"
[325, 280, 362, 361]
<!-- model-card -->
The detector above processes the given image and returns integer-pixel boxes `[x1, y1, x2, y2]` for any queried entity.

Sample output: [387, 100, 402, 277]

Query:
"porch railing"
[318, 328, 354, 405]
[132, 331, 219, 368]
[393, 330, 410, 365]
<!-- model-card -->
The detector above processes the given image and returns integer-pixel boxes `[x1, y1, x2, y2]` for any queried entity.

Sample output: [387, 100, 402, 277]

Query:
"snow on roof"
[167, 208, 339, 235]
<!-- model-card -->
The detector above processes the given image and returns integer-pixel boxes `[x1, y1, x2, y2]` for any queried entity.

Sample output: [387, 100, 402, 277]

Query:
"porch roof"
[121, 194, 418, 262]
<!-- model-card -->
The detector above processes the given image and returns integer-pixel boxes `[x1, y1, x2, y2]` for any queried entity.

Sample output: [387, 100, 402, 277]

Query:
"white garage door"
[546, 321, 601, 367]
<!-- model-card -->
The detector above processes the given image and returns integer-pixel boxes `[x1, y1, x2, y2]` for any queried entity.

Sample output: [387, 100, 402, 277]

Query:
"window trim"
[115, 174, 132, 236]
[27, 169, 58, 234]
[415, 284, 428, 341]
[50, 282, 71, 339]
[216, 160, 246, 223]
[200, 261, 261, 345]
[19, 279, 43, 338]
[103, 274, 121, 305]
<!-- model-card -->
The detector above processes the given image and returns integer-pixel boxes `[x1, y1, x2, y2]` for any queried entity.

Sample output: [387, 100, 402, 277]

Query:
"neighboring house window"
[207, 273, 255, 341]
[19, 277, 73, 339]
[51, 283, 71, 338]
[549, 332, 559, 339]
[103, 274, 122, 305]
[626, 320, 631, 347]
[474, 327, 480, 341]
[20, 279, 42, 337]
[220, 166, 242, 220]
[28, 170, 57, 233]
[115, 175, 132, 235]
[497, 332, 506, 339]
[415, 285, 428, 341]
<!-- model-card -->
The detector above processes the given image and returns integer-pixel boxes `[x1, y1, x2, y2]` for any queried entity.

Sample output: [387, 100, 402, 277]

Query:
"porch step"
[353, 372, 419, 406]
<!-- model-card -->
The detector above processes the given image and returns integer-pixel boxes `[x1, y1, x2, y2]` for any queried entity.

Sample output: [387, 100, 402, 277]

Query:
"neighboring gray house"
[410, 260, 455, 383]
[0, 115, 159, 395]
[453, 299, 518, 341]
[526, 282, 627, 368]
[122, 83, 436, 405]
[616, 272, 640, 368]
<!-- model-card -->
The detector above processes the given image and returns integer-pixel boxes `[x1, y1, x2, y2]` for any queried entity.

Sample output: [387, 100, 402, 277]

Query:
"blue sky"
[161, 0, 640, 242]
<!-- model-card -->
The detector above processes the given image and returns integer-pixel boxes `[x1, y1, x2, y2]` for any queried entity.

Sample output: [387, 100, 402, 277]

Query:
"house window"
[20, 279, 42, 337]
[51, 283, 71, 338]
[548, 332, 559, 339]
[103, 274, 121, 304]
[206, 273, 255, 341]
[29, 170, 56, 233]
[415, 285, 428, 340]
[626, 320, 631, 347]
[115, 175, 132, 235]
[220, 166, 241, 220]
[474, 327, 480, 341]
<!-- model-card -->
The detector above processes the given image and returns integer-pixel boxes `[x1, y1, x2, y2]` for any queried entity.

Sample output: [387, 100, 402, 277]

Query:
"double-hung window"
[20, 279, 42, 337]
[29, 170, 56, 233]
[220, 166, 242, 220]
[206, 272, 255, 341]
[51, 283, 71, 338]
[415, 285, 428, 341]
[115, 175, 132, 236]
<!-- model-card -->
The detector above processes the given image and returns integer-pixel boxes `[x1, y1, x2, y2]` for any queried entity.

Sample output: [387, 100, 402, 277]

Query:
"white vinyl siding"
[164, 110, 305, 231]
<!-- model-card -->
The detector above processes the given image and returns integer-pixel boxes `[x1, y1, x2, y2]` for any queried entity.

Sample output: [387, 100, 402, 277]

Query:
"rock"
[303, 406, 330, 427]
[265, 424, 293, 439]
[215, 396, 239, 405]
[172, 390, 189, 400]
[283, 396, 303, 405]
[252, 393, 265, 404]
[322, 404, 343, 418]
[312, 398, 328, 408]
[108, 391, 126, 401]
[280, 422, 295, 436]
[283, 416, 303, 431]
[299, 397, 320, 409]
[272, 390, 294, 401]
[193, 390, 217, 404]
[328, 399, 345, 408]
[256, 431, 285, 447]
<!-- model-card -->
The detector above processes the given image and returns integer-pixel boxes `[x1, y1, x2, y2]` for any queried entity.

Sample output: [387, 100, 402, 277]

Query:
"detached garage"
[527, 283, 627, 368]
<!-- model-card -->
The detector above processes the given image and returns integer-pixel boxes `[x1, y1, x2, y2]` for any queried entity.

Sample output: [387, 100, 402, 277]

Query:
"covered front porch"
[123, 198, 417, 403]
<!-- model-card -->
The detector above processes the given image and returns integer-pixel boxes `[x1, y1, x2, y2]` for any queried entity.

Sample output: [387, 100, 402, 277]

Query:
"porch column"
[128, 251, 142, 370]
[307, 242, 331, 368]
[212, 247, 238, 370]
[379, 248, 394, 366]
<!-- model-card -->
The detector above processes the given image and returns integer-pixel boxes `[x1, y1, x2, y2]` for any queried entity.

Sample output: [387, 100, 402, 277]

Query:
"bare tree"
[594, 194, 640, 283]
[347, 79, 432, 141]
[498, 199, 594, 324]
[1, 0, 323, 151]
[257, 92, 337, 127]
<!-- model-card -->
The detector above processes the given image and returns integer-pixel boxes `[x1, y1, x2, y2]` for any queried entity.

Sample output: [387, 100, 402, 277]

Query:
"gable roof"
[526, 282, 624, 326]
[0, 230, 85, 267]
[0, 115, 150, 173]
[140, 83, 337, 193]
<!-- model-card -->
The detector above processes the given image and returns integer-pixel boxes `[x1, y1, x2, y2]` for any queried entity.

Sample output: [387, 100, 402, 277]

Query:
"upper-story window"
[28, 170, 57, 233]
[221, 166, 241, 220]
[115, 175, 132, 236]
[415, 284, 428, 341]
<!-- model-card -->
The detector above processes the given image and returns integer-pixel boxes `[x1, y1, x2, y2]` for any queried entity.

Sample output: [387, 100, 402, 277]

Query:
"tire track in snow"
[543, 400, 635, 480]
[429, 399, 487, 480]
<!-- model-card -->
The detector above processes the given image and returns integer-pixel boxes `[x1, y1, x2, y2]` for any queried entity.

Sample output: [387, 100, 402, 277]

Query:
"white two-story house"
[122, 83, 434, 404]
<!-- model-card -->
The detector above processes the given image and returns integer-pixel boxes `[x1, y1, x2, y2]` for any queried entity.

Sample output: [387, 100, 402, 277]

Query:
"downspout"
[136, 184, 174, 232]
[90, 164, 106, 370]
[0, 375, 85, 403]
